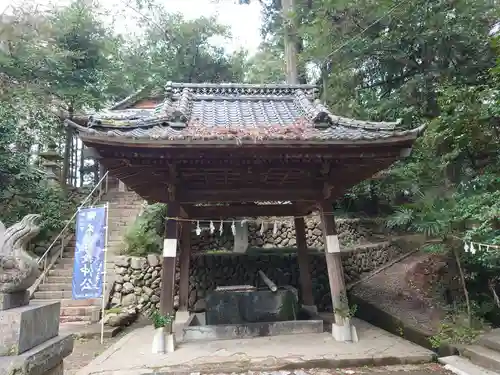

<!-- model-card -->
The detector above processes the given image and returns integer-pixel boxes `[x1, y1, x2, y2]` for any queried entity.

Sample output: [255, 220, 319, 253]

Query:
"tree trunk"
[452, 245, 472, 327]
[61, 105, 74, 188]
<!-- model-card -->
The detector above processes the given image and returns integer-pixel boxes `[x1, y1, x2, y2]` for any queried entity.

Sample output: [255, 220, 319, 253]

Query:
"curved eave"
[66, 120, 425, 148]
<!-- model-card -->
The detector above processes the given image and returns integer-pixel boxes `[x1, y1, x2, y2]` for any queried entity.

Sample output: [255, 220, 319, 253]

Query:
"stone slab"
[439, 355, 499, 375]
[183, 319, 324, 342]
[0, 301, 60, 355]
[0, 333, 73, 375]
[76, 318, 435, 375]
[478, 328, 500, 352]
[59, 322, 122, 340]
[0, 291, 29, 311]
[462, 345, 500, 372]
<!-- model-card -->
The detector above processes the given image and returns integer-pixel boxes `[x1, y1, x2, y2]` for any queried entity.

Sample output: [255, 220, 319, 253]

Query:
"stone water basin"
[182, 285, 324, 341]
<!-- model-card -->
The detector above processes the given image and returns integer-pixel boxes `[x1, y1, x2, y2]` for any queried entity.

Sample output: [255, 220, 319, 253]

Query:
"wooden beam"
[94, 144, 412, 163]
[101, 153, 404, 168]
[160, 202, 179, 333]
[184, 203, 313, 219]
[294, 217, 315, 307]
[178, 221, 191, 312]
[319, 201, 349, 325]
[176, 188, 320, 204]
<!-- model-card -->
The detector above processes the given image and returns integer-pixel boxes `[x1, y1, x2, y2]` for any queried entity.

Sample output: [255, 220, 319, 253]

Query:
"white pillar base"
[152, 327, 166, 354]
[152, 329, 177, 353]
[301, 304, 318, 315]
[175, 310, 190, 324]
[332, 321, 359, 343]
[166, 333, 176, 353]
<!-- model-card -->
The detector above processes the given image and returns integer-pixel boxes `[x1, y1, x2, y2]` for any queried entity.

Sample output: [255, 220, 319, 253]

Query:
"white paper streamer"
[195, 221, 201, 236]
[463, 240, 499, 255]
[231, 221, 236, 235]
[209, 221, 215, 234]
[219, 220, 224, 235]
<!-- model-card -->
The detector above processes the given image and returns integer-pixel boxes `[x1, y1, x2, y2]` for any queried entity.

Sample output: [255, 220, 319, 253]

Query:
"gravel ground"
[65, 334, 122, 375]
[351, 253, 444, 335]
[64, 318, 151, 375]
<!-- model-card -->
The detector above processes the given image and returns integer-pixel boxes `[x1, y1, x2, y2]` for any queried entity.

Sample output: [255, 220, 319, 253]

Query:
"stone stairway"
[31, 190, 144, 323]
[440, 329, 500, 374]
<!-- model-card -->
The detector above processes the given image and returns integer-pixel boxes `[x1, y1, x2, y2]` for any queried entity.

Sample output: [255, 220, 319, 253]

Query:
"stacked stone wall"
[111, 241, 405, 313]
[191, 217, 386, 251]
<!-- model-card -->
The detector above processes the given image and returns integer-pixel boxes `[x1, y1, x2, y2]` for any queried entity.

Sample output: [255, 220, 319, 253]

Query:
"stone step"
[108, 206, 141, 210]
[52, 264, 74, 271]
[49, 268, 73, 276]
[107, 205, 140, 209]
[44, 276, 72, 284]
[60, 315, 95, 323]
[108, 220, 135, 225]
[462, 345, 500, 371]
[38, 283, 73, 291]
[56, 257, 75, 265]
[479, 330, 500, 352]
[34, 290, 73, 299]
[60, 305, 101, 319]
[50, 264, 114, 273]
[53, 298, 101, 307]
[438, 355, 499, 375]
[108, 216, 140, 220]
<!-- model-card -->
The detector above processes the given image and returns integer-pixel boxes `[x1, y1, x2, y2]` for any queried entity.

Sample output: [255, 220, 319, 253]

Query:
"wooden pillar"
[294, 217, 315, 310]
[319, 201, 358, 342]
[160, 202, 179, 332]
[178, 221, 191, 312]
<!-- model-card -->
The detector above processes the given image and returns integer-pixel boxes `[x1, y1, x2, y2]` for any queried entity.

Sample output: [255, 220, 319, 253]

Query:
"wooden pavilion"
[67, 82, 424, 342]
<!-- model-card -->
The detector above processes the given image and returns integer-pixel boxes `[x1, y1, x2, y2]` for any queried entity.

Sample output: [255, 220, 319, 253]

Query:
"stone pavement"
[76, 319, 435, 375]
[184, 365, 452, 374]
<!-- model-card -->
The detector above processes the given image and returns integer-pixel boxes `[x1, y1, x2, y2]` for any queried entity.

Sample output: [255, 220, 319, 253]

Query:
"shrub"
[123, 203, 166, 256]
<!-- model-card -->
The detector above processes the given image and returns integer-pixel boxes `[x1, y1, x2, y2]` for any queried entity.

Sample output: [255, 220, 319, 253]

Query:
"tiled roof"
[67, 82, 424, 143]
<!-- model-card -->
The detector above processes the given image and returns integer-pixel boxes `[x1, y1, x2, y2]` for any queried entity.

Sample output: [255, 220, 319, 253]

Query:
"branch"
[360, 68, 418, 90]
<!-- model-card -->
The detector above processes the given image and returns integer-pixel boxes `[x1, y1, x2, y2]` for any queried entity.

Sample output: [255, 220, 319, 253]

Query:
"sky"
[1, 0, 264, 55]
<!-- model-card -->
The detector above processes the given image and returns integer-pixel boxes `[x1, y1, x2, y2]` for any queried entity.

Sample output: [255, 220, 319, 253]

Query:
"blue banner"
[72, 206, 107, 300]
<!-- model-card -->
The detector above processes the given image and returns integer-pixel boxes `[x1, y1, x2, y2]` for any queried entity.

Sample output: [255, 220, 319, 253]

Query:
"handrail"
[36, 170, 110, 266]
[28, 170, 110, 298]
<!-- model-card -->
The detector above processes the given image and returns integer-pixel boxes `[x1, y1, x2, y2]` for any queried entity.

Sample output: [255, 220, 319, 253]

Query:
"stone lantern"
[39, 143, 63, 185]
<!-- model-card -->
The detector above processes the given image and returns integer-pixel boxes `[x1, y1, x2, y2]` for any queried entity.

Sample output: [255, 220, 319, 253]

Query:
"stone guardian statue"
[0, 214, 41, 293]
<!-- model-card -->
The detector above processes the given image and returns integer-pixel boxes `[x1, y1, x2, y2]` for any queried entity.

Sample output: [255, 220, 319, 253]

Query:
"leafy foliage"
[123, 204, 166, 256]
[150, 309, 175, 329]
[249, 0, 500, 324]
[0, 0, 250, 245]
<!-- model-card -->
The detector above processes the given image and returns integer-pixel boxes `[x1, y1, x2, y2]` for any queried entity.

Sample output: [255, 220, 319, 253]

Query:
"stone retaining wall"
[191, 218, 385, 251]
[110, 241, 406, 313]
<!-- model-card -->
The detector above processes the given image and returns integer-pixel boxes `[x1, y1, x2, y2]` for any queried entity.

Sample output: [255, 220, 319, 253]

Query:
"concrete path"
[183, 365, 453, 374]
[76, 319, 435, 375]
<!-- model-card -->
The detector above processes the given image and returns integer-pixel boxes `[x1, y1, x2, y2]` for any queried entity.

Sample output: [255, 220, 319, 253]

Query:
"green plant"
[334, 303, 358, 319]
[123, 203, 166, 255]
[123, 223, 162, 256]
[150, 310, 175, 330]
[429, 320, 484, 349]
[333, 293, 358, 320]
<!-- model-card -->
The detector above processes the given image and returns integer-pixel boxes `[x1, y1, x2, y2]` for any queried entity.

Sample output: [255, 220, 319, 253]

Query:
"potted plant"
[150, 310, 175, 354]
